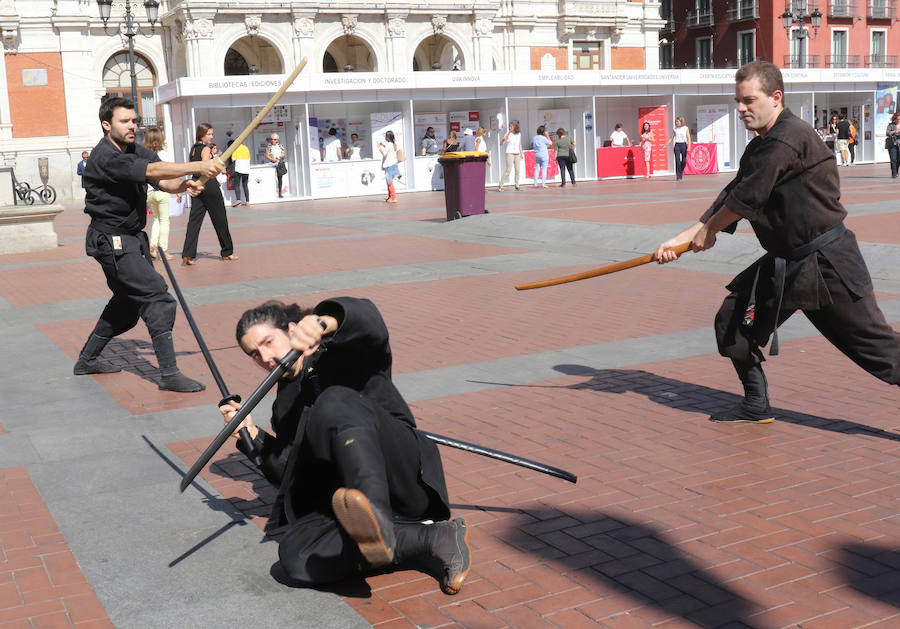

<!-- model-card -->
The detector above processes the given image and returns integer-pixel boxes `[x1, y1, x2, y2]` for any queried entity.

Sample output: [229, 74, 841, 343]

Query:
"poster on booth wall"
[370, 112, 406, 178]
[414, 112, 448, 156]
[876, 83, 897, 152]
[696, 104, 730, 169]
[449, 111, 479, 135]
[638, 106, 668, 175]
[538, 109, 571, 136]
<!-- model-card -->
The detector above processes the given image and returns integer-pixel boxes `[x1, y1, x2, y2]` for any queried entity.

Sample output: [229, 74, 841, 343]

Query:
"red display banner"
[523, 149, 560, 180]
[638, 105, 668, 174]
[684, 143, 719, 175]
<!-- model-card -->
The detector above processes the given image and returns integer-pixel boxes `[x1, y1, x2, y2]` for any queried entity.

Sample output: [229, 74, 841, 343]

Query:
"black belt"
[744, 223, 847, 356]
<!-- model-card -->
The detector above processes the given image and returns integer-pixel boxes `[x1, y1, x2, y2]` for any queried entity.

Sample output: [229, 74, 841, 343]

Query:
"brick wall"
[530, 47, 568, 70]
[611, 47, 645, 70]
[5, 52, 69, 138]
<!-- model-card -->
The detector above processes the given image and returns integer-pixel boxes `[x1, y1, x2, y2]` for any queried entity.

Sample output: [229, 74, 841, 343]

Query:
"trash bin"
[438, 151, 489, 220]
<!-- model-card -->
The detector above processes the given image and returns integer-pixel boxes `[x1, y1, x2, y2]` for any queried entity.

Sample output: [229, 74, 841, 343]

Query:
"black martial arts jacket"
[700, 109, 873, 347]
[237, 297, 450, 534]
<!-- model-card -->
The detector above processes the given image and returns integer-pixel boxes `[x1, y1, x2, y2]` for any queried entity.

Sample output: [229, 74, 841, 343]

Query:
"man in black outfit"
[75, 96, 222, 392]
[656, 61, 899, 423]
[220, 297, 470, 594]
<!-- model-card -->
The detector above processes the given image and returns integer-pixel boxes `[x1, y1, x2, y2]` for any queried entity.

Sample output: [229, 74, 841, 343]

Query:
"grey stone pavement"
[0, 165, 898, 628]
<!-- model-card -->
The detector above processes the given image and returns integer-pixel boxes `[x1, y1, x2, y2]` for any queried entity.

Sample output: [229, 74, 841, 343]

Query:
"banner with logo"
[684, 143, 718, 175]
[696, 104, 730, 169]
[638, 106, 668, 174]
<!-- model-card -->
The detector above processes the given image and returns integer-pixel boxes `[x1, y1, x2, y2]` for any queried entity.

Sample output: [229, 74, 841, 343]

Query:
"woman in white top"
[499, 122, 522, 191]
[265, 133, 287, 197]
[378, 130, 401, 203]
[667, 116, 692, 181]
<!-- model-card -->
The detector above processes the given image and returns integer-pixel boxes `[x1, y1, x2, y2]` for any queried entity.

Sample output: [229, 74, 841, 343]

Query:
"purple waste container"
[438, 152, 489, 220]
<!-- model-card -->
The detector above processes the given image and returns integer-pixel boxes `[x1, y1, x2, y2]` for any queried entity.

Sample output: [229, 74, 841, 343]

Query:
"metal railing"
[867, 0, 895, 18]
[826, 54, 861, 67]
[661, 19, 674, 33]
[687, 9, 714, 28]
[727, 0, 759, 21]
[828, 1, 857, 17]
[866, 54, 897, 67]
[783, 54, 821, 68]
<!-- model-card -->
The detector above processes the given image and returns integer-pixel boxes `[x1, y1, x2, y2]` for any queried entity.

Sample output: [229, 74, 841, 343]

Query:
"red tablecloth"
[596, 146, 645, 178]
[524, 149, 560, 179]
[684, 143, 719, 175]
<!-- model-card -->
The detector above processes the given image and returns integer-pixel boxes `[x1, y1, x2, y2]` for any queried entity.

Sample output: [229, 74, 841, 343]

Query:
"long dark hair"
[195, 122, 213, 143]
[236, 300, 314, 345]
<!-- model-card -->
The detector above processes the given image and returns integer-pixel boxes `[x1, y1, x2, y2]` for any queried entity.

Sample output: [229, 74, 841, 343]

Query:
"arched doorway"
[102, 52, 158, 126]
[225, 36, 283, 75]
[323, 35, 375, 72]
[412, 34, 463, 71]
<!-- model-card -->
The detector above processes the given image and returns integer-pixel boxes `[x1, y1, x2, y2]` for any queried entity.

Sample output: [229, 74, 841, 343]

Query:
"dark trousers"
[889, 145, 899, 177]
[233, 172, 249, 203]
[85, 226, 176, 339]
[181, 184, 234, 259]
[673, 142, 688, 180]
[557, 156, 575, 185]
[848, 141, 856, 164]
[715, 258, 900, 386]
[278, 386, 444, 585]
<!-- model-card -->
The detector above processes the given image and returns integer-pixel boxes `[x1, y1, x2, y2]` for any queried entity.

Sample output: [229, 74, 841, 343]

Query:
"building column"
[181, 11, 216, 77]
[472, 13, 495, 71]
[384, 12, 408, 73]
[0, 0, 19, 143]
[291, 12, 316, 70]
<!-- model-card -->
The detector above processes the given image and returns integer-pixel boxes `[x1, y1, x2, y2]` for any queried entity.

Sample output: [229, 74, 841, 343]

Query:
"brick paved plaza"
[1, 165, 898, 628]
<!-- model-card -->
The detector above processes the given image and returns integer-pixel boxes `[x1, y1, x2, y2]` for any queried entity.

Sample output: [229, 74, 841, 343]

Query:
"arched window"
[412, 35, 463, 71]
[102, 52, 158, 126]
[225, 37, 283, 75]
[323, 36, 375, 72]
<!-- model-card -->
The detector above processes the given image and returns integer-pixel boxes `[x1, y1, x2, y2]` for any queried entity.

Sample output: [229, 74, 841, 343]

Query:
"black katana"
[179, 348, 577, 492]
[158, 253, 262, 466]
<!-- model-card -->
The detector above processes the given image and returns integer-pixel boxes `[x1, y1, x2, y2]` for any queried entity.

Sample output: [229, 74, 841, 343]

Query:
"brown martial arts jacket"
[237, 297, 451, 535]
[700, 108, 873, 347]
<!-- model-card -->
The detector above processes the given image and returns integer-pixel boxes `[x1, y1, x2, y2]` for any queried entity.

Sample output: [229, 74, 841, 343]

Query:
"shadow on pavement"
[834, 543, 900, 608]
[469, 365, 899, 442]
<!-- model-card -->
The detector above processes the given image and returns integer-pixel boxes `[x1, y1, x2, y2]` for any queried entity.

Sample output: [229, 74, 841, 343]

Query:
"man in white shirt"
[322, 128, 343, 162]
[609, 124, 631, 147]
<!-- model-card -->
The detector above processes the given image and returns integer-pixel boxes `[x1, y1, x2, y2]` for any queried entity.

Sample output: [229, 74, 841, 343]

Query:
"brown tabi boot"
[394, 518, 470, 595]
[710, 360, 774, 424]
[73, 333, 122, 375]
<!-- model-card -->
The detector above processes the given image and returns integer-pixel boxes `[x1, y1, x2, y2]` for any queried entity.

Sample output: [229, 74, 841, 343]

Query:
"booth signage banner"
[538, 109, 571, 137]
[308, 117, 320, 163]
[696, 104, 730, 169]
[370, 111, 407, 178]
[317, 117, 349, 161]
[449, 111, 479, 134]
[524, 150, 560, 180]
[684, 143, 718, 175]
[638, 106, 668, 174]
[876, 83, 897, 152]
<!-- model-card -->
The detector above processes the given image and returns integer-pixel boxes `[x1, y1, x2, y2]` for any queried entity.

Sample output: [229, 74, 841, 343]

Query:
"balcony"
[783, 54, 821, 68]
[661, 18, 674, 33]
[687, 9, 714, 28]
[866, 54, 897, 67]
[727, 0, 759, 21]
[826, 54, 861, 67]
[867, 0, 896, 18]
[828, 1, 857, 17]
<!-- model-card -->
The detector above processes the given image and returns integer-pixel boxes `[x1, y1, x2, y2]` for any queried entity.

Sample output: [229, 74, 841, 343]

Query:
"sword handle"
[217, 394, 262, 467]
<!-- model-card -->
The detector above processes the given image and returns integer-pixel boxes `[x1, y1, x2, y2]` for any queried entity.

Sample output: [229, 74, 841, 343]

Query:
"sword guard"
[218, 393, 242, 407]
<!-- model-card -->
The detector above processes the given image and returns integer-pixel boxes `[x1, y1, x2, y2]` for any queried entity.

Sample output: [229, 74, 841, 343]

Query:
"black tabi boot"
[151, 332, 205, 393]
[395, 519, 471, 595]
[710, 359, 774, 424]
[73, 333, 122, 375]
[330, 427, 396, 567]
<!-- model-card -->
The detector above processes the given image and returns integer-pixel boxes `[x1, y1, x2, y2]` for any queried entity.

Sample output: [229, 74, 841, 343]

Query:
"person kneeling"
[220, 297, 470, 593]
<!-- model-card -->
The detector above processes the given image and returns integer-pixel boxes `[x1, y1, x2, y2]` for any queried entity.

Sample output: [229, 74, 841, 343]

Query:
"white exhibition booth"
[155, 67, 900, 202]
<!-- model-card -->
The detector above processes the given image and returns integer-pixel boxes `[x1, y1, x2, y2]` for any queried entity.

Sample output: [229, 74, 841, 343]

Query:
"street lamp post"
[781, 4, 823, 40]
[96, 0, 160, 126]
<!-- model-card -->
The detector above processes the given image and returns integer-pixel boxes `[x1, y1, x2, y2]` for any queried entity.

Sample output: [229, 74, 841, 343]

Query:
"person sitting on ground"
[220, 297, 471, 594]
